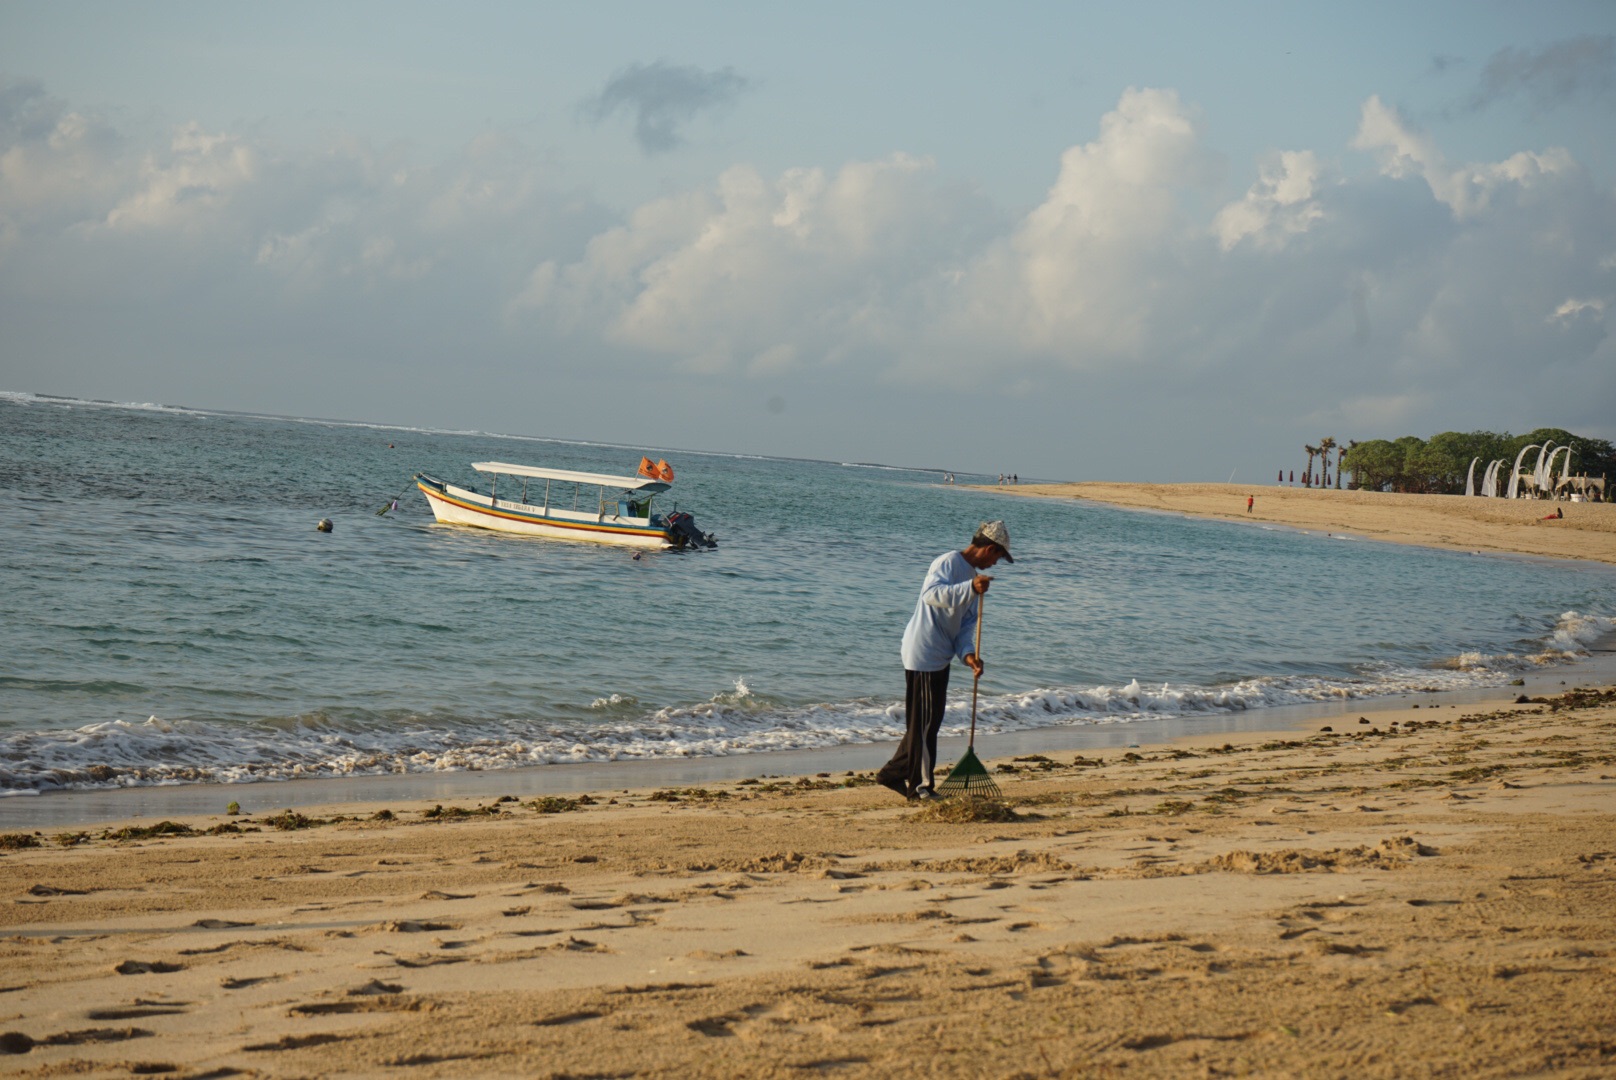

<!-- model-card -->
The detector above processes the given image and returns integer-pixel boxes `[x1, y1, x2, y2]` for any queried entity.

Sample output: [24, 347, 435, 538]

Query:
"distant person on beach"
[1247, 495, 1254, 514]
[877, 521, 1011, 802]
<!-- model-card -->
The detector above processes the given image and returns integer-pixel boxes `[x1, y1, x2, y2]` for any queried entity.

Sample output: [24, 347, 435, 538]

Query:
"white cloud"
[2, 80, 1612, 476]
[520, 88, 1227, 378]
[523, 152, 992, 374]
[102, 124, 256, 231]
[1550, 296, 1607, 322]
[963, 87, 1217, 358]
[1213, 150, 1326, 251]
[0, 82, 125, 230]
[1351, 95, 1574, 219]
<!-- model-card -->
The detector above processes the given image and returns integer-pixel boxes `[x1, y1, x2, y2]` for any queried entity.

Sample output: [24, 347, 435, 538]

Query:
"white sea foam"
[1546, 610, 1614, 653]
[3, 611, 1609, 795]
[2, 391, 218, 418]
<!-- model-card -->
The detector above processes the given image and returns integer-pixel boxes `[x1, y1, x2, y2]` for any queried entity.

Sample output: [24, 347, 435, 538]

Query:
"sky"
[2, 1, 1614, 480]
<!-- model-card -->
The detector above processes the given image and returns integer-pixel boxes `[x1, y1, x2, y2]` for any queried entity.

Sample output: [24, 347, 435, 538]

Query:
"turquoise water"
[3, 391, 1614, 794]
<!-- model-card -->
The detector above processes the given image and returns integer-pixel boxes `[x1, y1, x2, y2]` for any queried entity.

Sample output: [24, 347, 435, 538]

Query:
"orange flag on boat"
[637, 456, 658, 479]
[655, 459, 674, 483]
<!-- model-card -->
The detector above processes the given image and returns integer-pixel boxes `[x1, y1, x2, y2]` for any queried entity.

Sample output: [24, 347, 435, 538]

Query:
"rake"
[937, 591, 1001, 799]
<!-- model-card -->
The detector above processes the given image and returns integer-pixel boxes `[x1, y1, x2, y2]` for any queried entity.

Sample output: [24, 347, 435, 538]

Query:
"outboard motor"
[666, 511, 717, 550]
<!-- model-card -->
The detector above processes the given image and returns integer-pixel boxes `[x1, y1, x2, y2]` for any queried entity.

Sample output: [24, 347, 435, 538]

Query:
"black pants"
[879, 667, 950, 793]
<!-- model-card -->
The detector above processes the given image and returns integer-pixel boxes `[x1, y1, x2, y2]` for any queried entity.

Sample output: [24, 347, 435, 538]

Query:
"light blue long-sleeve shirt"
[900, 551, 980, 672]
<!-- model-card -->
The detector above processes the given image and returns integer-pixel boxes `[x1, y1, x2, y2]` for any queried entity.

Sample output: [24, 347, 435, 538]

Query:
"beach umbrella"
[938, 592, 1002, 799]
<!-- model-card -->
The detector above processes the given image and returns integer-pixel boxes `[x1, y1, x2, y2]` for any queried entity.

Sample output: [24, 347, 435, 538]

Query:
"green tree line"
[1339, 428, 1615, 495]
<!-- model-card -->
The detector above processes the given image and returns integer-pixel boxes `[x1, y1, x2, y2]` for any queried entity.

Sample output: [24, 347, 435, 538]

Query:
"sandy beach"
[4, 686, 1616, 1077]
[998, 482, 1616, 565]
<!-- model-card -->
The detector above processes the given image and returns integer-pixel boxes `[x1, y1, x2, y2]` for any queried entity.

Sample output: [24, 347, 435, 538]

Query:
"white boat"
[414, 461, 716, 550]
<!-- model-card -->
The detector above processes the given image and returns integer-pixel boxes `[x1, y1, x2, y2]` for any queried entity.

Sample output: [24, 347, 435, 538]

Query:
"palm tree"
[1319, 437, 1337, 489]
[1303, 444, 1318, 487]
[1341, 440, 1359, 488]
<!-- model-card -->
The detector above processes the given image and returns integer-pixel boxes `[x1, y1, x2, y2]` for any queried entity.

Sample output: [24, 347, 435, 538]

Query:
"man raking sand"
[877, 520, 1011, 802]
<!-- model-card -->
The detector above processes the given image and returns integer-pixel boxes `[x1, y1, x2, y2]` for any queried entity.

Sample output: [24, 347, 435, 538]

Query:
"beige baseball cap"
[974, 519, 1013, 562]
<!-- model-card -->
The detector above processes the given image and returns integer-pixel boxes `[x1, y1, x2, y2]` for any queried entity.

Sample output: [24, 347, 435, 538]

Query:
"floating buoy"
[317, 518, 333, 532]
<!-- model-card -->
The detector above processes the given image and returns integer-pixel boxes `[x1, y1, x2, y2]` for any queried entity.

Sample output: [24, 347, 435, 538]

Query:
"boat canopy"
[471, 461, 670, 493]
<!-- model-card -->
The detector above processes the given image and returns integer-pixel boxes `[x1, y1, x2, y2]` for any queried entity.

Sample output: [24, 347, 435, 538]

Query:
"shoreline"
[3, 686, 1614, 1075]
[989, 481, 1616, 566]
[8, 647, 1613, 829]
[6, 478, 1612, 827]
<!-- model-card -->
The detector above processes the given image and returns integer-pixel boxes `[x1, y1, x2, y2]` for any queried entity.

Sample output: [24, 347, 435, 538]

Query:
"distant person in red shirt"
[1247, 495, 1254, 514]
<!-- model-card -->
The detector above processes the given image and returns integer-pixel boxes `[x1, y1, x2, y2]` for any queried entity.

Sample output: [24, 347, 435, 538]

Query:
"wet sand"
[996, 482, 1616, 565]
[4, 688, 1615, 1077]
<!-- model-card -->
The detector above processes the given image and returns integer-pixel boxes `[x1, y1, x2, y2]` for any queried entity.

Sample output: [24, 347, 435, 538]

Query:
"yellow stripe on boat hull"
[417, 482, 672, 548]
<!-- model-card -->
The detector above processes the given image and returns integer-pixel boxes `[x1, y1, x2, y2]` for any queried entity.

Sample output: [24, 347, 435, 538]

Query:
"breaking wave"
[4, 612, 1609, 795]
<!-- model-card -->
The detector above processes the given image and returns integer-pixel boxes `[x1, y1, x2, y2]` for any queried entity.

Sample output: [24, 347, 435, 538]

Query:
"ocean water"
[3, 391, 1614, 796]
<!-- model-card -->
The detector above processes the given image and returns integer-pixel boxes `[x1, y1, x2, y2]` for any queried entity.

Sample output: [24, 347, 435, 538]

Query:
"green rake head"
[936, 745, 1001, 799]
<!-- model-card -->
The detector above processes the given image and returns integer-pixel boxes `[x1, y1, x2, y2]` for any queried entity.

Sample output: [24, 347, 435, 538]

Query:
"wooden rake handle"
[969, 590, 983, 747]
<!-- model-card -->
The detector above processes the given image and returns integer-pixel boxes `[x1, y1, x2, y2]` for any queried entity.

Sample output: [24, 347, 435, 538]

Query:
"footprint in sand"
[391, 954, 469, 969]
[374, 920, 458, 933]
[686, 1005, 774, 1038]
[243, 1033, 349, 1052]
[1, 1026, 155, 1055]
[533, 1009, 605, 1027]
[87, 1005, 189, 1020]
[112, 960, 183, 975]
[290, 998, 420, 1016]
[349, 979, 404, 995]
[805, 957, 859, 970]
